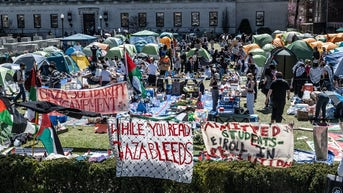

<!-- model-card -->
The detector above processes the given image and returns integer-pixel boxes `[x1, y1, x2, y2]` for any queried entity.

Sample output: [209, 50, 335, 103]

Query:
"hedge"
[0, 154, 338, 193]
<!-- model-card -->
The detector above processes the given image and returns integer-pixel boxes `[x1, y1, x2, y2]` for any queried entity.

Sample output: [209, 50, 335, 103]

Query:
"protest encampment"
[0, 25, 343, 192]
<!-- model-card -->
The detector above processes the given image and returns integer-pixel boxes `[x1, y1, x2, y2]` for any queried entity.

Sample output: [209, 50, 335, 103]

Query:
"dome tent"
[262, 47, 298, 82]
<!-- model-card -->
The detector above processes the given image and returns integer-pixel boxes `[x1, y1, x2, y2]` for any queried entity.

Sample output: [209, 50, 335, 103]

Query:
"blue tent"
[46, 53, 80, 74]
[61, 33, 97, 42]
[325, 52, 343, 76]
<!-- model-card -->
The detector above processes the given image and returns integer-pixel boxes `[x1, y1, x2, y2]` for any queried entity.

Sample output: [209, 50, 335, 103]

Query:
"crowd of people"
[9, 31, 343, 124]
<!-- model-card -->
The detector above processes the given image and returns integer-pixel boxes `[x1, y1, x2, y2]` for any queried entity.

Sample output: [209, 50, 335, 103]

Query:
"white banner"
[201, 121, 294, 168]
[109, 117, 193, 183]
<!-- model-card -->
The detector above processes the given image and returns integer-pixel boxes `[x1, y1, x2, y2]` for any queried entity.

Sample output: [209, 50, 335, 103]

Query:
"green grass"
[26, 90, 316, 155]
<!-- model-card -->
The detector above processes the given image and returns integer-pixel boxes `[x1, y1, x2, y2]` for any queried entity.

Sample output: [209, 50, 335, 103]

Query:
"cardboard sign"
[110, 117, 193, 183]
[38, 82, 129, 114]
[201, 121, 294, 168]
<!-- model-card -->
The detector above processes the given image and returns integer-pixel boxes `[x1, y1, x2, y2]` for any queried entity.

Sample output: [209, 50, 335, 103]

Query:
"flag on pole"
[36, 113, 64, 155]
[24, 65, 40, 123]
[125, 52, 146, 97]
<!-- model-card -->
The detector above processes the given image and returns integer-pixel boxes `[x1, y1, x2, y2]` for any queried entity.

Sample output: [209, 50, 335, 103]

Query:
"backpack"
[13, 70, 19, 82]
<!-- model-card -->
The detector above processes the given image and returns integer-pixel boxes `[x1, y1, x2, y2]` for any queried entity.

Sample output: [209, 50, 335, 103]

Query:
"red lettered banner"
[110, 117, 193, 183]
[202, 121, 294, 168]
[38, 82, 129, 114]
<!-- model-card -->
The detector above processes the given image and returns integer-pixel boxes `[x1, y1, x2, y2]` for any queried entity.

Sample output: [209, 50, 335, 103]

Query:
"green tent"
[186, 48, 212, 62]
[103, 37, 123, 48]
[252, 55, 267, 67]
[106, 47, 124, 59]
[252, 34, 273, 48]
[141, 43, 159, 56]
[131, 30, 159, 37]
[119, 44, 137, 57]
[262, 43, 275, 52]
[47, 53, 80, 74]
[249, 48, 267, 57]
[286, 40, 313, 61]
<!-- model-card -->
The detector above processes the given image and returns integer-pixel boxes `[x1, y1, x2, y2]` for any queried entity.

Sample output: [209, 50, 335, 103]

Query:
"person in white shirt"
[147, 58, 158, 86]
[100, 65, 113, 86]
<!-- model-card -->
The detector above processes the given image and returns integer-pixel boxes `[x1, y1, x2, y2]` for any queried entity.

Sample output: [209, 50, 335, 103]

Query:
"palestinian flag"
[125, 52, 146, 98]
[36, 114, 64, 155]
[25, 67, 40, 123]
[0, 97, 35, 144]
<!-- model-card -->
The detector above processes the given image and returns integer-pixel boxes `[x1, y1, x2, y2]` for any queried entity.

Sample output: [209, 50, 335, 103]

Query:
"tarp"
[47, 53, 80, 74]
[327, 33, 343, 43]
[243, 43, 260, 54]
[324, 52, 343, 76]
[286, 40, 313, 61]
[0, 66, 15, 93]
[17, 101, 101, 118]
[61, 33, 97, 42]
[272, 37, 284, 47]
[252, 33, 273, 48]
[263, 47, 298, 81]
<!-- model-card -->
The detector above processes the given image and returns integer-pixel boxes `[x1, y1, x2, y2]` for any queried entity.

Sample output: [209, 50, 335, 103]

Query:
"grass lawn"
[25, 89, 317, 155]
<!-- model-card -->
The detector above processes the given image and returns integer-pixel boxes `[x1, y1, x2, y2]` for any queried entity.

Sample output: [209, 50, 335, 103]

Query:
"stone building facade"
[0, 0, 289, 37]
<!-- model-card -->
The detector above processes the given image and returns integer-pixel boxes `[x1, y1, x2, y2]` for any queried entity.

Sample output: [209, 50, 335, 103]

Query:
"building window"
[50, 14, 58, 28]
[156, 12, 164, 27]
[121, 13, 129, 27]
[174, 12, 182, 27]
[209, 11, 218, 26]
[33, 14, 41, 28]
[256, 11, 264, 26]
[138, 12, 147, 27]
[1, 15, 9, 28]
[191, 12, 200, 27]
[17, 14, 25, 28]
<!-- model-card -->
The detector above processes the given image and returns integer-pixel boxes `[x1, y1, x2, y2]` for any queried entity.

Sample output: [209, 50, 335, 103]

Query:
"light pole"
[60, 13, 64, 37]
[99, 15, 103, 37]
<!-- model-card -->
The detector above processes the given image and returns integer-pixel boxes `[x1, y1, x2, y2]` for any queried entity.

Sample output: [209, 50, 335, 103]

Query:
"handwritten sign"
[202, 121, 294, 167]
[110, 117, 193, 183]
[38, 82, 129, 114]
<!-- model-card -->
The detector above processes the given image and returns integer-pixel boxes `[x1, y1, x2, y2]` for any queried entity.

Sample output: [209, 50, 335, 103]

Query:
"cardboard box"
[297, 110, 309, 121]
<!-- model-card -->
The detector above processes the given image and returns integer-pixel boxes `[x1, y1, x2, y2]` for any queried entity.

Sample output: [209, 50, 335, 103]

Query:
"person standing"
[266, 72, 291, 123]
[14, 63, 26, 103]
[291, 61, 307, 98]
[209, 73, 220, 112]
[147, 58, 158, 86]
[311, 91, 330, 123]
[99, 65, 113, 86]
[246, 73, 255, 114]
[48, 62, 63, 89]
[309, 60, 322, 89]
